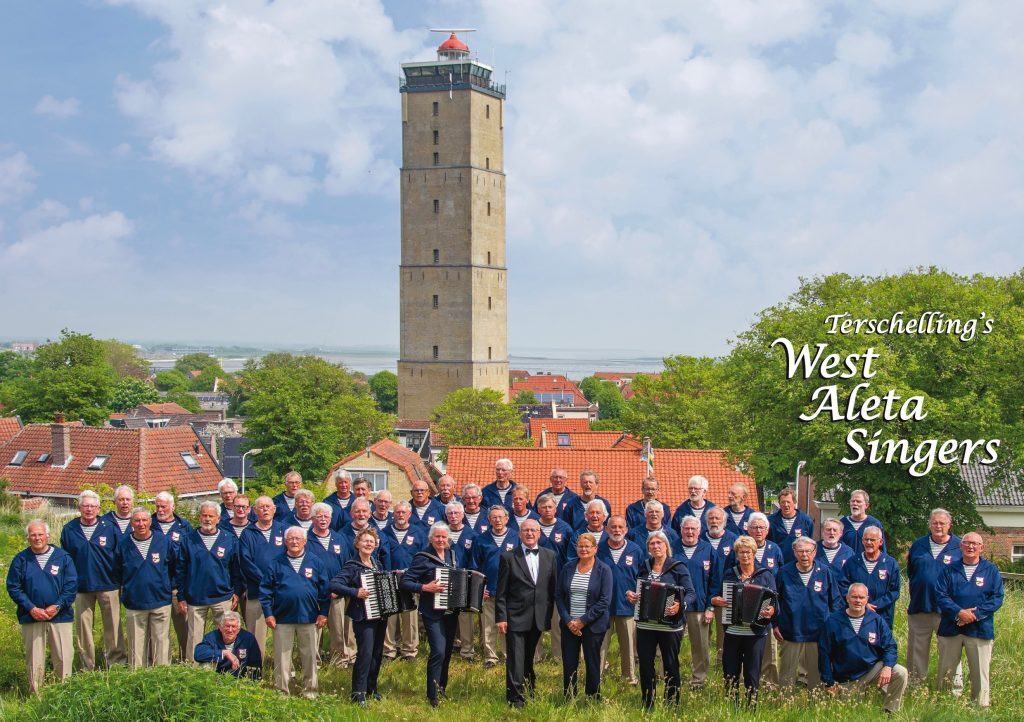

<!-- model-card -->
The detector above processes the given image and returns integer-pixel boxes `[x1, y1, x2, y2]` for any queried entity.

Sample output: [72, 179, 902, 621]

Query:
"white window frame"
[1012, 544, 1024, 563]
[349, 469, 388, 492]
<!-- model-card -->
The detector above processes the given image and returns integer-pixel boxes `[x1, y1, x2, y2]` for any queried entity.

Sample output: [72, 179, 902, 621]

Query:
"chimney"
[51, 415, 70, 467]
[540, 425, 547, 449]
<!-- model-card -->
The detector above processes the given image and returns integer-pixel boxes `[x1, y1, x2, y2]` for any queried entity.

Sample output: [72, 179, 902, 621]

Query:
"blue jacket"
[153, 514, 194, 548]
[471, 530, 520, 596]
[449, 527, 478, 568]
[556, 559, 614, 635]
[564, 496, 613, 531]
[409, 499, 447, 530]
[678, 540, 722, 612]
[259, 553, 330, 623]
[776, 561, 843, 642]
[219, 518, 251, 540]
[840, 515, 885, 555]
[305, 529, 353, 580]
[219, 503, 255, 525]
[536, 486, 578, 521]
[194, 628, 262, 678]
[568, 527, 608, 561]
[907, 534, 962, 615]
[726, 540, 784, 576]
[507, 510, 541, 532]
[819, 608, 897, 685]
[596, 539, 644, 617]
[380, 525, 426, 571]
[625, 500, 671, 533]
[636, 557, 697, 631]
[322, 493, 353, 530]
[238, 522, 288, 598]
[466, 511, 491, 536]
[59, 517, 120, 593]
[175, 529, 244, 606]
[841, 553, 901, 629]
[627, 525, 684, 559]
[101, 511, 134, 537]
[115, 533, 176, 610]
[329, 559, 382, 622]
[816, 541, 855, 576]
[272, 492, 297, 521]
[723, 506, 754, 536]
[715, 566, 777, 638]
[401, 548, 458, 621]
[767, 510, 815, 563]
[6, 546, 78, 625]
[481, 480, 520, 514]
[538, 519, 575, 571]
[671, 500, 717, 535]
[701, 529, 739, 565]
[935, 559, 1004, 640]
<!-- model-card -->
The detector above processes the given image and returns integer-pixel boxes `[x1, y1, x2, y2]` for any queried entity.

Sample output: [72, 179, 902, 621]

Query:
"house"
[592, 371, 660, 389]
[528, 417, 589, 440]
[108, 402, 223, 430]
[445, 445, 758, 515]
[322, 439, 436, 500]
[510, 373, 589, 407]
[0, 416, 23, 445]
[0, 418, 225, 506]
[394, 419, 446, 468]
[530, 425, 643, 451]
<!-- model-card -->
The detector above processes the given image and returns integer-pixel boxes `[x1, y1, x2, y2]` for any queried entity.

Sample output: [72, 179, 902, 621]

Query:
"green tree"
[110, 377, 161, 413]
[512, 390, 538, 405]
[579, 376, 624, 419]
[187, 368, 221, 392]
[0, 351, 31, 384]
[238, 354, 392, 482]
[163, 390, 201, 413]
[726, 269, 1024, 547]
[175, 353, 223, 375]
[432, 388, 530, 460]
[154, 369, 189, 392]
[368, 371, 398, 414]
[101, 340, 149, 379]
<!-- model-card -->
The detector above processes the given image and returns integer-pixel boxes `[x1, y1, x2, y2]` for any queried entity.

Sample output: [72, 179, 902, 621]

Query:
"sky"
[1, 0, 1022, 357]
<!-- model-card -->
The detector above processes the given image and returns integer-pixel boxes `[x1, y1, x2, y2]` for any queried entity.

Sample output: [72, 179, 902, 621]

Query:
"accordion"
[721, 581, 777, 629]
[361, 569, 417, 620]
[633, 577, 686, 629]
[433, 567, 486, 613]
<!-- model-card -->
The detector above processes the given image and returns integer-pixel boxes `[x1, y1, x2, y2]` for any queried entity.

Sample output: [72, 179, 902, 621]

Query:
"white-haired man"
[381, 500, 423, 660]
[239, 495, 287, 657]
[481, 458, 520, 514]
[625, 476, 671, 532]
[564, 470, 612, 531]
[672, 474, 717, 535]
[306, 502, 355, 666]
[273, 471, 304, 521]
[324, 469, 354, 530]
[284, 489, 316, 530]
[568, 499, 609, 557]
[151, 490, 192, 660]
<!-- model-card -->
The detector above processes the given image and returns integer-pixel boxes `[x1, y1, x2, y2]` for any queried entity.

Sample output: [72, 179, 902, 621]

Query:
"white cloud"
[0, 152, 36, 205]
[34, 95, 81, 119]
[1, 211, 136, 278]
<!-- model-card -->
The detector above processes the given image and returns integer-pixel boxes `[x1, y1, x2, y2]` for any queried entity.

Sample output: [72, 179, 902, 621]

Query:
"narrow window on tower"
[487, 201, 491, 216]
[488, 346, 492, 360]
[432, 294, 438, 309]
[488, 296, 492, 310]
[433, 152, 439, 165]
[433, 130, 439, 145]
[433, 199, 439, 214]
[485, 157, 490, 169]
[486, 104, 490, 119]
[433, 249, 440, 264]
[433, 345, 439, 360]
[487, 251, 491, 265]
[432, 101, 439, 116]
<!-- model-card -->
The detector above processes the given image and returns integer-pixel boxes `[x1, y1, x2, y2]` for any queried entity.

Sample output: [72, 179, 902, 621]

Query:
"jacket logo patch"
[238, 649, 247, 659]
[723, 546, 731, 555]
[625, 555, 634, 566]
[304, 567, 313, 578]
[98, 536, 107, 547]
[943, 555, 952, 564]
[813, 580, 823, 592]
[703, 560, 711, 571]
[50, 564, 60, 575]
[333, 544, 341, 554]
[868, 631, 876, 644]
[767, 558, 775, 568]
[151, 553, 161, 564]
[274, 537, 283, 546]
[554, 533, 563, 543]
[480, 525, 488, 533]
[171, 532, 180, 542]
[406, 536, 415, 545]
[976, 576, 985, 587]
[795, 529, 802, 537]
[505, 543, 514, 551]
[426, 516, 436, 525]
[464, 539, 473, 549]
[878, 569, 887, 580]
[216, 546, 225, 558]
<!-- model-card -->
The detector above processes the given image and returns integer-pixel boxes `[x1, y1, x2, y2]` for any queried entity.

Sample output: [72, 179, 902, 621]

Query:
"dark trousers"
[722, 632, 767, 705]
[636, 628, 682, 709]
[351, 619, 386, 701]
[560, 625, 603, 699]
[505, 627, 542, 706]
[423, 614, 459, 702]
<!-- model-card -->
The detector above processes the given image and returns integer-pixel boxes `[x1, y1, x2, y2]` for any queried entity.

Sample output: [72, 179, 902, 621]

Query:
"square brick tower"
[397, 32, 509, 418]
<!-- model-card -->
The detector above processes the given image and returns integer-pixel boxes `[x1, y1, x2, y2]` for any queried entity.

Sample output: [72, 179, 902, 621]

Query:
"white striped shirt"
[200, 532, 218, 551]
[707, 535, 723, 551]
[288, 554, 305, 573]
[782, 516, 796, 533]
[569, 569, 591, 618]
[133, 534, 153, 558]
[230, 524, 247, 538]
[849, 614, 864, 634]
[113, 515, 131, 533]
[930, 540, 945, 558]
[682, 544, 697, 559]
[799, 569, 813, 586]
[81, 522, 97, 540]
[465, 512, 480, 528]
[34, 546, 54, 570]
[314, 533, 331, 550]
[823, 544, 840, 563]
[863, 555, 878, 575]
[608, 544, 626, 564]
[964, 564, 978, 581]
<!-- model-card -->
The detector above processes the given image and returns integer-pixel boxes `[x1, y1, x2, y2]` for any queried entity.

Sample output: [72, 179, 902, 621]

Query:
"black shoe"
[429, 698, 440, 708]
[371, 692, 383, 701]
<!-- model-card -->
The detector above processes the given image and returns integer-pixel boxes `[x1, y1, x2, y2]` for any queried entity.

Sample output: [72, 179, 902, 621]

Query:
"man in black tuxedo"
[496, 519, 556, 709]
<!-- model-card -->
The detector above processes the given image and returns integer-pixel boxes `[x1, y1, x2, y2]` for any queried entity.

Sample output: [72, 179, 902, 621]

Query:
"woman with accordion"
[329, 527, 389, 707]
[401, 522, 457, 708]
[710, 535, 777, 709]
[626, 530, 696, 711]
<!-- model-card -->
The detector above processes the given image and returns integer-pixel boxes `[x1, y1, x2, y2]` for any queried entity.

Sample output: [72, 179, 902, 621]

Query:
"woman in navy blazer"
[556, 532, 613, 701]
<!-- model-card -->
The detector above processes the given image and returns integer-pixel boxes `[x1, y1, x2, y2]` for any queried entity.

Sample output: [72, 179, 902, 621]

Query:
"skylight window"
[181, 452, 200, 470]
[9, 450, 28, 466]
[37, 453, 50, 463]
[556, 433, 571, 447]
[86, 455, 110, 471]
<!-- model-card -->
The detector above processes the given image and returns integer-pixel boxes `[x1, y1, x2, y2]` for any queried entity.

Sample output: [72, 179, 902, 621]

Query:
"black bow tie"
[524, 548, 539, 556]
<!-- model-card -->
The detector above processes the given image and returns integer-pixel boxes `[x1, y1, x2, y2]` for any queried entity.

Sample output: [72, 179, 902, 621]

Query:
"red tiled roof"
[325, 439, 436, 493]
[510, 374, 588, 406]
[528, 418, 589, 439]
[593, 371, 659, 384]
[532, 429, 643, 450]
[0, 423, 224, 498]
[445, 446, 758, 518]
[395, 419, 432, 430]
[138, 402, 193, 415]
[0, 416, 22, 445]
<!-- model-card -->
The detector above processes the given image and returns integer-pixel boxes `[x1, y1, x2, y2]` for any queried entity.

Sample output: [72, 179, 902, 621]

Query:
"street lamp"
[241, 448, 262, 495]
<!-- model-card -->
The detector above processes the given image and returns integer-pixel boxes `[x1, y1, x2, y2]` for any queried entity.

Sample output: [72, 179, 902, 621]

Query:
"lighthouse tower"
[397, 33, 509, 419]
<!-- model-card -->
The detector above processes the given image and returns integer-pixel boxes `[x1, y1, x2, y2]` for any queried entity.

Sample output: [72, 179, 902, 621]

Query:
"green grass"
[1, 515, 1023, 720]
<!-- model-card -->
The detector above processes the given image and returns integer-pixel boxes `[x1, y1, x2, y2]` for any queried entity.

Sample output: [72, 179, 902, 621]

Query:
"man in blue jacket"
[115, 508, 176, 668]
[409, 479, 446, 529]
[323, 469, 355, 530]
[624, 477, 671, 533]
[7, 519, 78, 694]
[101, 485, 136, 536]
[678, 516, 721, 689]
[671, 474, 717, 535]
[628, 501, 684, 558]
[260, 527, 329, 698]
[381, 501, 424, 661]
[534, 494, 574, 662]
[767, 488, 815, 564]
[306, 502, 354, 666]
[841, 526, 900, 631]
[816, 518, 855, 575]
[819, 583, 908, 714]
[840, 489, 885, 555]
[152, 490, 194, 660]
[702, 506, 737, 662]
[176, 500, 243, 663]
[60, 489, 125, 670]
[481, 457, 519, 514]
[194, 610, 262, 679]
[273, 470, 305, 521]
[774, 536, 842, 690]
[534, 468, 578, 522]
[935, 532, 1004, 708]
[563, 470, 612, 531]
[597, 516, 642, 686]
[238, 495, 287, 657]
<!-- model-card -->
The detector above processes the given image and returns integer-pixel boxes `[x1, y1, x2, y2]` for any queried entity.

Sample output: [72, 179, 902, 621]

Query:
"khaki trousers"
[684, 611, 712, 685]
[938, 635, 993, 707]
[713, 606, 725, 661]
[599, 616, 637, 682]
[385, 608, 419, 659]
[74, 590, 125, 669]
[761, 629, 779, 686]
[185, 600, 233, 663]
[481, 597, 504, 664]
[170, 592, 188, 661]
[837, 661, 908, 713]
[243, 598, 268, 658]
[458, 611, 479, 660]
[316, 597, 354, 664]
[22, 622, 73, 694]
[125, 606, 171, 668]
[274, 623, 319, 696]
[779, 639, 820, 689]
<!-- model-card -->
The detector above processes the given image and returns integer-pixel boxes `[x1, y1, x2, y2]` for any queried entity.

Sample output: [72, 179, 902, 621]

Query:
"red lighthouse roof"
[438, 33, 469, 52]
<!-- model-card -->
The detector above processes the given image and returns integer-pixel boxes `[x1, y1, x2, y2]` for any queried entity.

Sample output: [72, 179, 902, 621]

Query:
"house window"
[433, 152, 439, 165]
[37, 453, 50, 463]
[557, 433, 571, 447]
[9, 450, 28, 466]
[351, 470, 388, 491]
[433, 130, 439, 145]
[145, 419, 169, 428]
[433, 249, 440, 264]
[432, 101, 439, 117]
[86, 455, 110, 471]
[433, 345, 439, 360]
[180, 452, 200, 470]
[1013, 544, 1024, 563]
[433, 199, 439, 214]
[432, 294, 439, 309]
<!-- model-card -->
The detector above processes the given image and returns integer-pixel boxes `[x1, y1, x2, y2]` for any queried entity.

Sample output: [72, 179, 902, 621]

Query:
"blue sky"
[2, 1, 1022, 356]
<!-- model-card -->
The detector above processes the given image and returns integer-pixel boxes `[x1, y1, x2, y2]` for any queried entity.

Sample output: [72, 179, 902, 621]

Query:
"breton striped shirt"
[569, 569, 591, 618]
[849, 614, 864, 634]
[133, 534, 153, 558]
[288, 554, 305, 573]
[34, 546, 54, 570]
[81, 522, 98, 541]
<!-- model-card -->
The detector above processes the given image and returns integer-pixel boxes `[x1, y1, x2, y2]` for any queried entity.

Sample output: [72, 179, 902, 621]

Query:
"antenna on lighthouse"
[430, 28, 476, 61]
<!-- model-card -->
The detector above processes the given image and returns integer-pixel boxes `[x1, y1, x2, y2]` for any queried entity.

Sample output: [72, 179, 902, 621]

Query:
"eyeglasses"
[961, 541, 983, 547]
